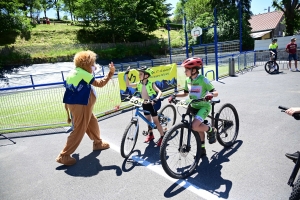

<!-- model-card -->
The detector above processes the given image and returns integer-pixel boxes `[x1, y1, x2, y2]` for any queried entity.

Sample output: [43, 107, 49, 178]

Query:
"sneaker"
[285, 151, 300, 161]
[207, 127, 216, 144]
[156, 137, 163, 147]
[289, 68, 292, 71]
[296, 68, 300, 72]
[145, 134, 154, 142]
[200, 148, 206, 157]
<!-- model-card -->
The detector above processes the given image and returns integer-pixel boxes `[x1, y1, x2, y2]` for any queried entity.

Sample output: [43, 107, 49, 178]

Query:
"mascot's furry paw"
[56, 154, 76, 166]
[93, 140, 110, 151]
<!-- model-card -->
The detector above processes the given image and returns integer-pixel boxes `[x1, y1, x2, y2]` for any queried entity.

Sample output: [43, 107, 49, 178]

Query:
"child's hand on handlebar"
[168, 94, 176, 103]
[205, 93, 213, 101]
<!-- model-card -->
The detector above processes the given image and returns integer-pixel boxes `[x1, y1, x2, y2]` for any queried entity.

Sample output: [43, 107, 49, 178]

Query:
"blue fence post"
[101, 65, 105, 75]
[191, 47, 194, 56]
[184, 14, 189, 59]
[213, 8, 219, 81]
[120, 64, 124, 72]
[151, 60, 154, 67]
[239, 0, 243, 53]
[167, 20, 172, 64]
[30, 75, 35, 89]
[205, 46, 208, 65]
[137, 62, 140, 68]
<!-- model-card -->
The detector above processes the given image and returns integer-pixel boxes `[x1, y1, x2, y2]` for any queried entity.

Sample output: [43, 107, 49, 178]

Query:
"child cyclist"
[125, 66, 165, 146]
[168, 57, 218, 157]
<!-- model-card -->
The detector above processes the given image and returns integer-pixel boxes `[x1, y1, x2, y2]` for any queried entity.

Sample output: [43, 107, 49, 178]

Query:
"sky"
[44, 0, 276, 19]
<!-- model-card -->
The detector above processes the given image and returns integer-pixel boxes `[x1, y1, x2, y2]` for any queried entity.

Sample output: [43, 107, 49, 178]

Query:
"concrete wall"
[254, 35, 300, 51]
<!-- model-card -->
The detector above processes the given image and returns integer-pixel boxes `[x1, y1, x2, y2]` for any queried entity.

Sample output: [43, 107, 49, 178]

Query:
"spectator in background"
[286, 37, 299, 71]
[43, 18, 46, 24]
[269, 38, 278, 61]
[46, 17, 50, 25]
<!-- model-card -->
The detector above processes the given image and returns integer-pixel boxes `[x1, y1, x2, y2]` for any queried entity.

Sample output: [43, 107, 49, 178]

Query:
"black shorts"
[142, 103, 158, 116]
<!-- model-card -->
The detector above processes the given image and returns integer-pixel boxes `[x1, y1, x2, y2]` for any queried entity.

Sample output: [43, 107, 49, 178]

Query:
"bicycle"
[264, 51, 279, 74]
[278, 106, 300, 200]
[160, 97, 239, 179]
[120, 95, 177, 158]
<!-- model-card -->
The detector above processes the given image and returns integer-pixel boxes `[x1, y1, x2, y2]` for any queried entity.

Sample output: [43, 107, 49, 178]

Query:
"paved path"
[1, 65, 300, 200]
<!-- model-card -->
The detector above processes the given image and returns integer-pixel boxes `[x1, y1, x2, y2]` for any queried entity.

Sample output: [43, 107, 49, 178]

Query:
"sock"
[201, 141, 205, 149]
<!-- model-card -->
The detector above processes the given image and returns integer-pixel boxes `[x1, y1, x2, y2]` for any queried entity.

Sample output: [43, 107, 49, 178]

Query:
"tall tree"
[40, 0, 53, 18]
[210, 0, 253, 50]
[272, 0, 300, 36]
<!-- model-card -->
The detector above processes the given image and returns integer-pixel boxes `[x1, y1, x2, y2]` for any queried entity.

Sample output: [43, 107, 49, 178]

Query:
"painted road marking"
[104, 138, 225, 200]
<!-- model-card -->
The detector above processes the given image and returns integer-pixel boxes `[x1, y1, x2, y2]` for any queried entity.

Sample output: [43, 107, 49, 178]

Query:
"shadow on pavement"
[164, 140, 243, 199]
[56, 151, 122, 177]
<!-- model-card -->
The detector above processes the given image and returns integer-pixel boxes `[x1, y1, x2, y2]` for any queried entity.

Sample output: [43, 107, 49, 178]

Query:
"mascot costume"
[56, 50, 115, 166]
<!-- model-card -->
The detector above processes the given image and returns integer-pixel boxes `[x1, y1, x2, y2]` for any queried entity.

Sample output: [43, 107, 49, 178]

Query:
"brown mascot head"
[73, 50, 97, 74]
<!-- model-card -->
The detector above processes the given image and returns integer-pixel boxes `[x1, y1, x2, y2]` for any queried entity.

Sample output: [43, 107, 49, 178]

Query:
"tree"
[62, 0, 76, 21]
[0, 0, 32, 45]
[210, 0, 254, 50]
[40, 0, 53, 18]
[272, 0, 300, 36]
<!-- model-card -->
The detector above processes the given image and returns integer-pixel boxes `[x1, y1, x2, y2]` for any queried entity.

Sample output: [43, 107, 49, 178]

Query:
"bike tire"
[158, 104, 176, 132]
[120, 122, 139, 158]
[214, 103, 239, 147]
[264, 61, 278, 74]
[290, 175, 300, 200]
[160, 123, 201, 179]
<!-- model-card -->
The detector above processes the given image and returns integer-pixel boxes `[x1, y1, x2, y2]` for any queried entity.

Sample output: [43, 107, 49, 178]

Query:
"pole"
[167, 20, 172, 63]
[184, 14, 189, 58]
[239, 0, 242, 52]
[213, 8, 219, 81]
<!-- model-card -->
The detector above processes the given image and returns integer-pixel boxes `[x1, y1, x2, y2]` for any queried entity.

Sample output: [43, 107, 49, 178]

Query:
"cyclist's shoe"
[296, 68, 300, 72]
[56, 154, 76, 166]
[285, 151, 300, 161]
[200, 148, 206, 157]
[145, 134, 154, 142]
[157, 137, 163, 147]
[207, 127, 216, 144]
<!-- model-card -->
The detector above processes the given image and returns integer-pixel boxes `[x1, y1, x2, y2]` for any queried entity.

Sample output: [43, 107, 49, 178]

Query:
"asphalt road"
[1, 64, 300, 200]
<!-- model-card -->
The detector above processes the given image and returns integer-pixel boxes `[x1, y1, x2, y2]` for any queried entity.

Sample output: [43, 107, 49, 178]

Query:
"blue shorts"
[288, 54, 297, 61]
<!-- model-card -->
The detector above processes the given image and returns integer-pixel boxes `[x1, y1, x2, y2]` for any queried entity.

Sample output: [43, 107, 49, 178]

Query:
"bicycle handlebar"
[278, 106, 300, 120]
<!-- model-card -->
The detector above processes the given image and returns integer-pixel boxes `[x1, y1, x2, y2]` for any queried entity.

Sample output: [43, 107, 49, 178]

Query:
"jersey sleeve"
[203, 77, 214, 91]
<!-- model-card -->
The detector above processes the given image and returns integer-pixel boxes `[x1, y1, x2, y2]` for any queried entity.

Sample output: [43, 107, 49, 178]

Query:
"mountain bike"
[264, 51, 279, 74]
[160, 97, 239, 179]
[278, 106, 300, 200]
[120, 96, 177, 158]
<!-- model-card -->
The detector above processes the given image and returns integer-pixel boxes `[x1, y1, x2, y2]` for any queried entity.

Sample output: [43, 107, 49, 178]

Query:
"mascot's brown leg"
[86, 114, 110, 151]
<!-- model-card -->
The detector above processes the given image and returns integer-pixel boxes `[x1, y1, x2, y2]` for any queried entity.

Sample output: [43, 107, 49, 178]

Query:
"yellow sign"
[118, 63, 177, 101]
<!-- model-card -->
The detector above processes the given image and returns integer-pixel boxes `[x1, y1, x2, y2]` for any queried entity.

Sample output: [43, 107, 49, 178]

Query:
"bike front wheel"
[160, 123, 201, 179]
[264, 61, 279, 74]
[158, 104, 176, 132]
[214, 103, 239, 147]
[120, 121, 139, 158]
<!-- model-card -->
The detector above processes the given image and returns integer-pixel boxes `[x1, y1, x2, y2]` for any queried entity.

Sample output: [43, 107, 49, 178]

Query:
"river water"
[0, 62, 110, 88]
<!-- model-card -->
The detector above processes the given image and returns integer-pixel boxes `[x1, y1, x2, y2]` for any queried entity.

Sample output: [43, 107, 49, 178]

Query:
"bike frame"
[131, 106, 157, 130]
[177, 100, 217, 151]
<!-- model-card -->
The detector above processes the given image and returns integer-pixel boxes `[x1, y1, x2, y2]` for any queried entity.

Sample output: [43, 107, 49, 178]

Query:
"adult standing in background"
[286, 37, 299, 71]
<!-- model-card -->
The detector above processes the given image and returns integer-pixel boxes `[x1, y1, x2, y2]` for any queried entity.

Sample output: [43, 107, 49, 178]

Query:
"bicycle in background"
[278, 106, 300, 200]
[160, 97, 239, 179]
[120, 95, 176, 158]
[264, 51, 279, 74]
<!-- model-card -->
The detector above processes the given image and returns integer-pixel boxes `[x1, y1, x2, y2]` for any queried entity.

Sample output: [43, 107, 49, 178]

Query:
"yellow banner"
[118, 63, 177, 101]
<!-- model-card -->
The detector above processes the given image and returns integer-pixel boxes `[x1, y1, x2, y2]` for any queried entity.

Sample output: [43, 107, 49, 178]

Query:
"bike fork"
[288, 155, 300, 187]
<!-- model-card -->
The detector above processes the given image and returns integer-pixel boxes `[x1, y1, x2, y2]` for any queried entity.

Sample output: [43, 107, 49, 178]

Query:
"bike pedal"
[142, 131, 148, 136]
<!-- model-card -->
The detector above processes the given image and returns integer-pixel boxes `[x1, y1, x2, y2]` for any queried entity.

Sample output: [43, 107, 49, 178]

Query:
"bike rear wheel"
[214, 103, 239, 147]
[290, 175, 300, 200]
[264, 61, 279, 74]
[120, 122, 139, 158]
[158, 104, 176, 132]
[160, 123, 201, 179]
